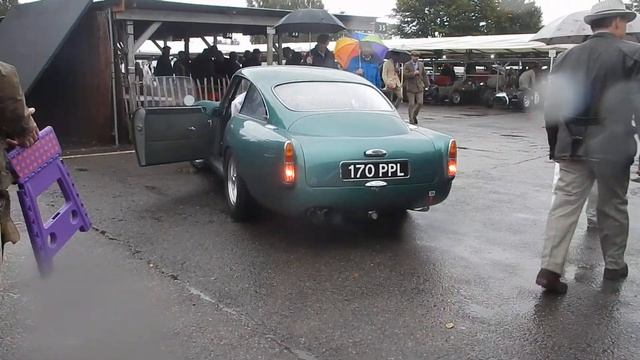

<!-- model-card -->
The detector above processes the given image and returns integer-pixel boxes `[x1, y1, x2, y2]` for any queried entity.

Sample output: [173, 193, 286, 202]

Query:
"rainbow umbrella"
[334, 37, 360, 69]
[350, 32, 389, 62]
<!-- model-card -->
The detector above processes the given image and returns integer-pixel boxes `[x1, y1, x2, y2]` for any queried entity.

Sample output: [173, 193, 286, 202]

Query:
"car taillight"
[448, 139, 457, 178]
[283, 141, 296, 185]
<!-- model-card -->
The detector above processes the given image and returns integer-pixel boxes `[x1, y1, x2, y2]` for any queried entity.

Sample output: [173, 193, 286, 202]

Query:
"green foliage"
[393, 0, 542, 38]
[0, 0, 18, 17]
[246, 0, 324, 10]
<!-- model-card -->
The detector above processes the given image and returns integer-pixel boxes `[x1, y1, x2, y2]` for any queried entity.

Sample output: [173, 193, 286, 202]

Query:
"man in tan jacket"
[0, 61, 39, 260]
[403, 51, 429, 124]
[382, 53, 402, 108]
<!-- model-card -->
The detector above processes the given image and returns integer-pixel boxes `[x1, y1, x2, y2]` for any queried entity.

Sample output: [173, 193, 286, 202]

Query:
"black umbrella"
[386, 49, 411, 63]
[275, 8, 346, 34]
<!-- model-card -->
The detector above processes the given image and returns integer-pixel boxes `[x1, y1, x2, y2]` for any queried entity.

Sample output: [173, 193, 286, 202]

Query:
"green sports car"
[133, 66, 456, 221]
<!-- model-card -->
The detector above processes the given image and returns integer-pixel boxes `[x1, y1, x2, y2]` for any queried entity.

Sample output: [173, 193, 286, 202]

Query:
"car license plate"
[340, 160, 410, 181]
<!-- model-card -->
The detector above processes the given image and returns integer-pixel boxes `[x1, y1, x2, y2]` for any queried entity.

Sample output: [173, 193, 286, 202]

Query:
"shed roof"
[112, 0, 377, 37]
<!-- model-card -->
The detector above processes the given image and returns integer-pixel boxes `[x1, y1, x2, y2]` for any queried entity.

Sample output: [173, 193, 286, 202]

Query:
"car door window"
[239, 85, 267, 122]
[222, 77, 251, 119]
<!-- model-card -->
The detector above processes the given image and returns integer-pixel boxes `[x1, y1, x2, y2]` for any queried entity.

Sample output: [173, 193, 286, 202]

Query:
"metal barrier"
[135, 76, 230, 108]
[195, 77, 231, 102]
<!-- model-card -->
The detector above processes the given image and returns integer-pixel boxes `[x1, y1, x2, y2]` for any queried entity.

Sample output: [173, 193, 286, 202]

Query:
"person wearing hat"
[0, 62, 39, 262]
[154, 45, 174, 77]
[403, 51, 429, 124]
[537, 0, 640, 294]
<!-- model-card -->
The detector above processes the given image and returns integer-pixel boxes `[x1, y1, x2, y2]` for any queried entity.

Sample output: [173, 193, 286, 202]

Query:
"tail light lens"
[448, 139, 457, 178]
[283, 141, 296, 185]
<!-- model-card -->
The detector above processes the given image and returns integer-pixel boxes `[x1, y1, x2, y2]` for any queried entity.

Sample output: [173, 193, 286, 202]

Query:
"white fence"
[134, 76, 231, 108]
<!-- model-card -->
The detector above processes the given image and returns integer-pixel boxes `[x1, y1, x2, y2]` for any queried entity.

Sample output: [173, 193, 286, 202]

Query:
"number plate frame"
[340, 160, 410, 181]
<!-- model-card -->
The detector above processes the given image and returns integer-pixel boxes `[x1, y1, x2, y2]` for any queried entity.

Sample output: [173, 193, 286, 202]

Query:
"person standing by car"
[404, 51, 429, 125]
[537, 0, 640, 294]
[347, 46, 382, 89]
[518, 63, 539, 90]
[382, 52, 403, 108]
[0, 62, 39, 262]
[306, 34, 338, 69]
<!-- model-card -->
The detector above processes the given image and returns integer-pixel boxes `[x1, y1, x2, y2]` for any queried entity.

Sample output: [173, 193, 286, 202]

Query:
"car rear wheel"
[225, 152, 253, 222]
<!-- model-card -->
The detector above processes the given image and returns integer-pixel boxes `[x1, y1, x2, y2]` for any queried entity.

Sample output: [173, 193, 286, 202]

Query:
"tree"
[0, 0, 18, 17]
[495, 0, 542, 34]
[246, 0, 324, 10]
[393, 0, 542, 38]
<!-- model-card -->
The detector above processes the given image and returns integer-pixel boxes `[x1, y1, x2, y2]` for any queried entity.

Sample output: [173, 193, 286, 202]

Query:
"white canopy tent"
[137, 33, 572, 58]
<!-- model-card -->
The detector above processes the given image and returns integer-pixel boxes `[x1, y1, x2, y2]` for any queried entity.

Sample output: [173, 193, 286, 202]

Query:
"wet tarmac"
[2, 105, 640, 359]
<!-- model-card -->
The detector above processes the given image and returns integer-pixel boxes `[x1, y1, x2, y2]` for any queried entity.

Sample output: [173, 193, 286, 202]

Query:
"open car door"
[133, 106, 212, 166]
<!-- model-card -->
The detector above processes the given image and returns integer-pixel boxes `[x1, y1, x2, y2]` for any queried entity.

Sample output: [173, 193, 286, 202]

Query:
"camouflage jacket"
[0, 62, 36, 188]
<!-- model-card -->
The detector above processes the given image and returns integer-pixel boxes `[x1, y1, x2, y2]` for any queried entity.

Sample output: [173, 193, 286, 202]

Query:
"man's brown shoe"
[603, 263, 628, 281]
[536, 269, 568, 294]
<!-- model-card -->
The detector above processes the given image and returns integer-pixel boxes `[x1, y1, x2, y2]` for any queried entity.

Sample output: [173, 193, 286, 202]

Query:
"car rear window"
[273, 82, 394, 112]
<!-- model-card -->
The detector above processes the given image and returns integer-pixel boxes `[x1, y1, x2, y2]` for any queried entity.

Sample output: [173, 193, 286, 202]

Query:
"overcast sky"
[177, 0, 599, 24]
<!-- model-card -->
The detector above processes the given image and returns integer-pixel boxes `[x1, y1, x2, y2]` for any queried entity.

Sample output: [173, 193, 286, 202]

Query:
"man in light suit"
[382, 52, 402, 108]
[537, 0, 640, 293]
[403, 51, 429, 124]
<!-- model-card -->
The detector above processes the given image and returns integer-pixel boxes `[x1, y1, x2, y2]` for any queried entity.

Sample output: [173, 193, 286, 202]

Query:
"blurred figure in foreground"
[537, 0, 640, 294]
[0, 62, 39, 262]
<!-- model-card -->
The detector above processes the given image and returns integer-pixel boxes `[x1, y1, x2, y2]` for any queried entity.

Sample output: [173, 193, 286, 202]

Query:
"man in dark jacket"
[537, 0, 640, 294]
[306, 34, 338, 68]
[154, 46, 174, 77]
[173, 51, 191, 77]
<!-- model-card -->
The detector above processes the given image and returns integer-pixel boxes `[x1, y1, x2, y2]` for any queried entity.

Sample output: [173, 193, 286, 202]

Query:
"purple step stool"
[7, 126, 91, 276]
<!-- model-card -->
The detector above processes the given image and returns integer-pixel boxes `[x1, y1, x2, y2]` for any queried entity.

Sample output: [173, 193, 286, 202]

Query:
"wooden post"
[126, 20, 136, 118]
[277, 34, 283, 65]
[266, 27, 275, 66]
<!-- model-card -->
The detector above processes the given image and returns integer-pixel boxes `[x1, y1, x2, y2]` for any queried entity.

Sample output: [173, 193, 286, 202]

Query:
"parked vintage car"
[133, 67, 456, 222]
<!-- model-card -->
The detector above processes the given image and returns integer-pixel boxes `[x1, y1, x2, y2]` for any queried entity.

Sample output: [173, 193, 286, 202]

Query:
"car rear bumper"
[264, 181, 453, 217]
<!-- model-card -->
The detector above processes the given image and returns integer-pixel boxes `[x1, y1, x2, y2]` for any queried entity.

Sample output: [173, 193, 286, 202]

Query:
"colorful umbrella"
[350, 32, 389, 61]
[334, 37, 360, 69]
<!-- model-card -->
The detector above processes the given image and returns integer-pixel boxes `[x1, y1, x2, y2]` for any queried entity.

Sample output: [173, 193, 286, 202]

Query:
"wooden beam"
[151, 40, 163, 51]
[133, 21, 162, 52]
[115, 9, 278, 27]
[200, 36, 212, 48]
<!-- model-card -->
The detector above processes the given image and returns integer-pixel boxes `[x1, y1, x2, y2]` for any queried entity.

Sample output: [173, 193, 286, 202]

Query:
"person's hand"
[306, 56, 313, 65]
[7, 108, 39, 148]
[414, 70, 420, 76]
[356, 68, 364, 76]
[388, 83, 396, 90]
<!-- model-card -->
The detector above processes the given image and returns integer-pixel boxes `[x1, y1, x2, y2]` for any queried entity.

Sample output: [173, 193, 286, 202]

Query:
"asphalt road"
[2, 105, 640, 360]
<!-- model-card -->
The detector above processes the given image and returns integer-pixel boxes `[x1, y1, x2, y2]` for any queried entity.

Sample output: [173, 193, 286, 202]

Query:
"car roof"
[237, 65, 373, 90]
